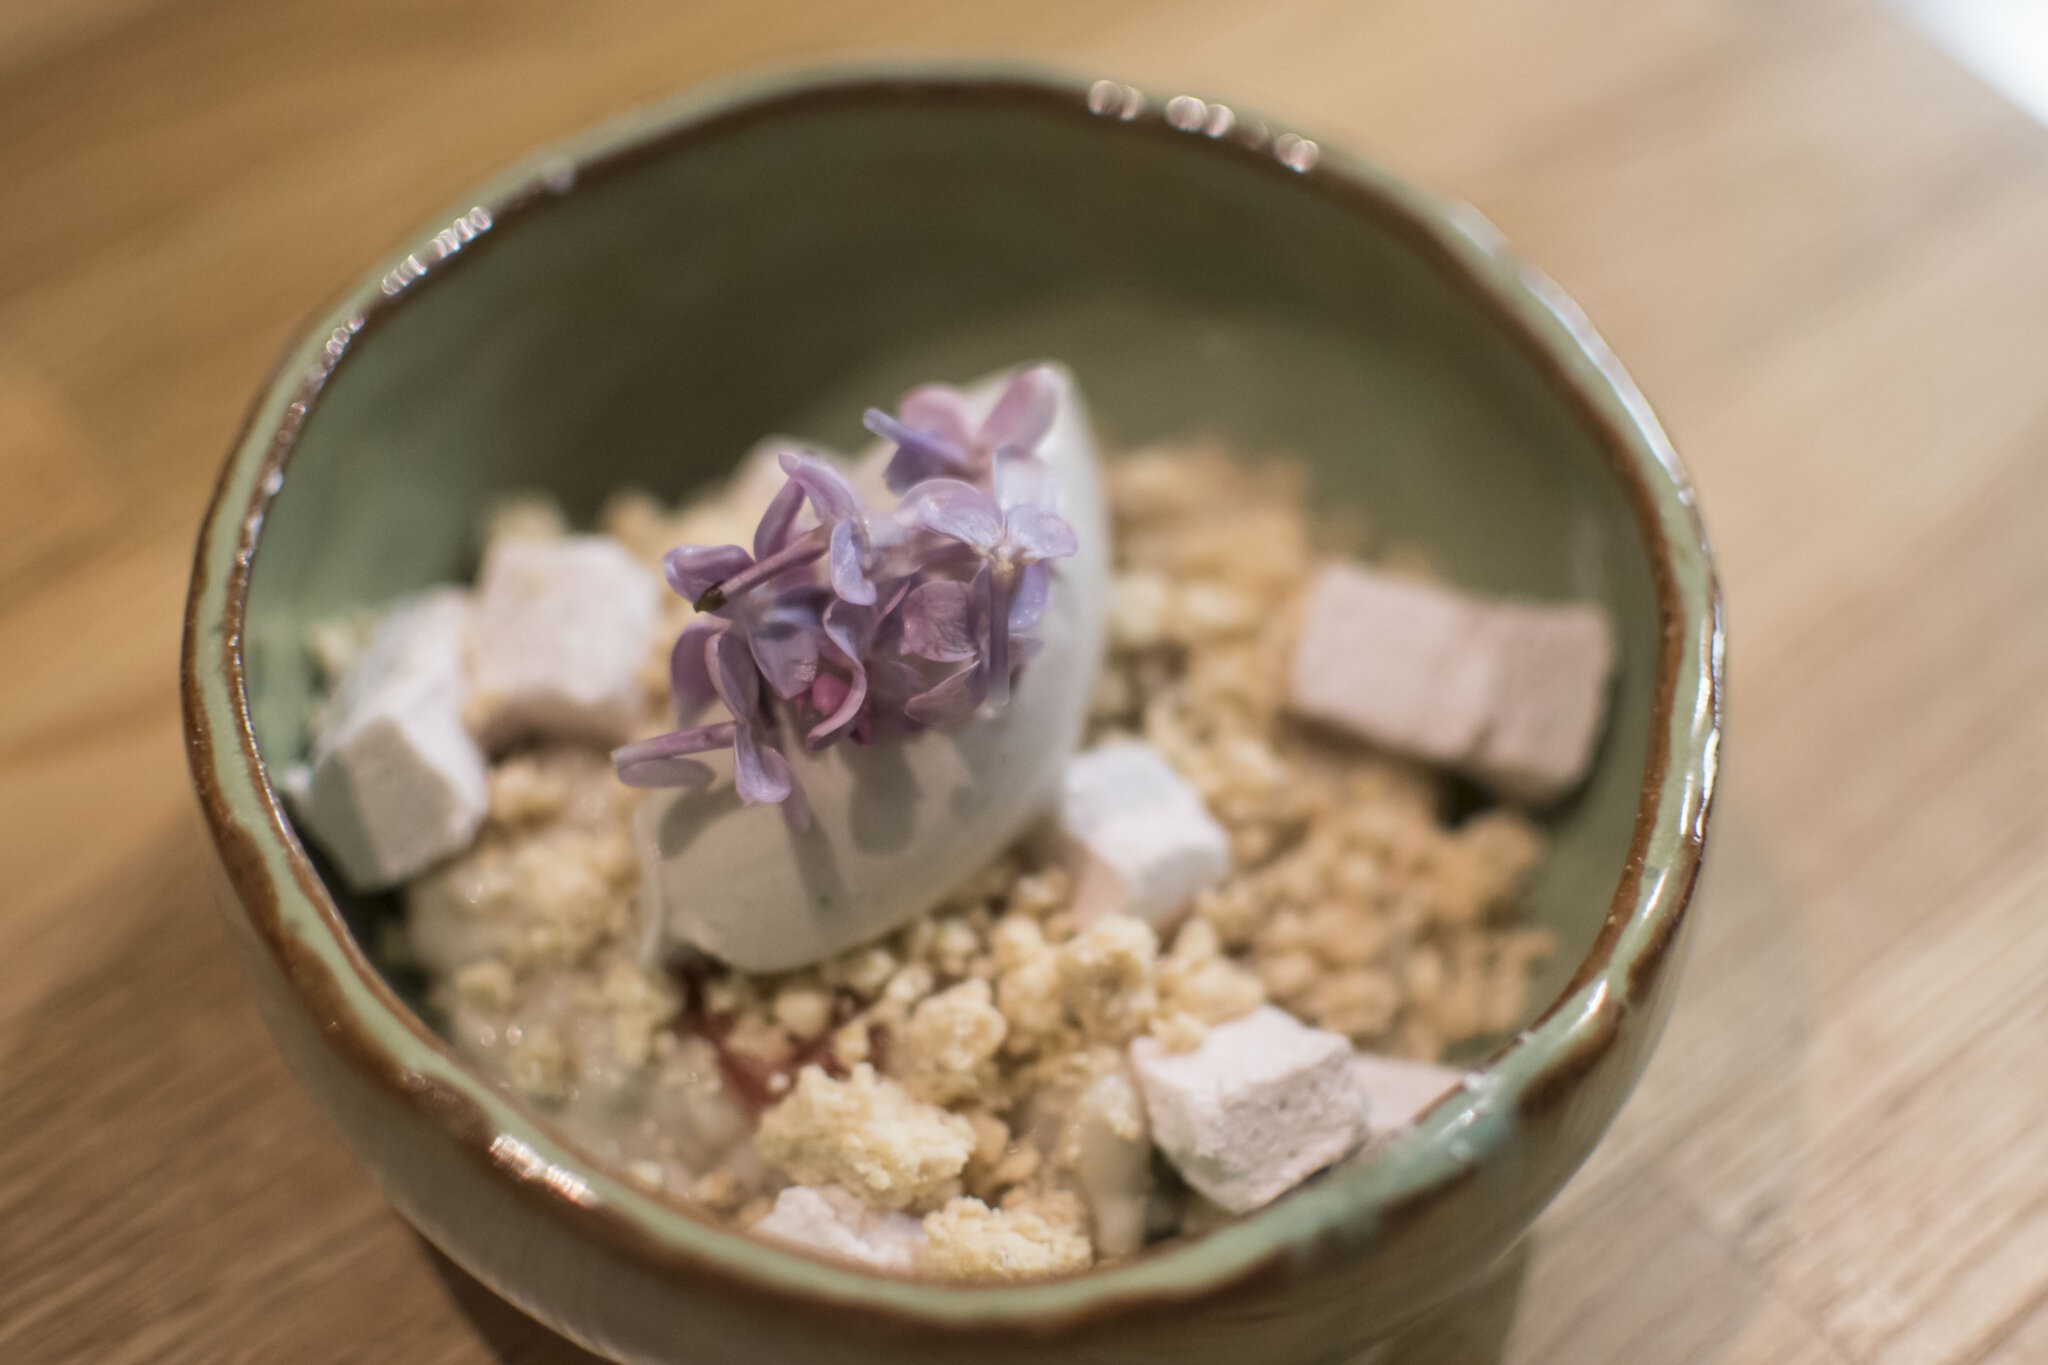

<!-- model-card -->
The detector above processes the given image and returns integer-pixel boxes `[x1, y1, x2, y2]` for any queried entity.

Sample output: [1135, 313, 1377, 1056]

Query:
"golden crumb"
[406, 823, 636, 975]
[598, 959, 679, 1070]
[1156, 918, 1264, 1028]
[987, 915, 1067, 1058]
[486, 753, 574, 825]
[505, 1024, 571, 1103]
[1056, 916, 1159, 1045]
[892, 980, 1009, 1106]
[1106, 571, 1172, 649]
[451, 959, 517, 1013]
[919, 1192, 1093, 1282]
[821, 944, 900, 997]
[482, 494, 568, 546]
[597, 489, 673, 565]
[828, 1019, 873, 1069]
[689, 1168, 747, 1218]
[755, 1065, 977, 1212]
[722, 1013, 797, 1071]
[771, 982, 835, 1041]
[1148, 1011, 1209, 1053]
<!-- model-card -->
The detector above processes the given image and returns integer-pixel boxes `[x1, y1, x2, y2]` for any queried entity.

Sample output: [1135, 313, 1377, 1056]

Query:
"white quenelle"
[1288, 562, 1615, 804]
[296, 589, 488, 891]
[635, 364, 1109, 973]
[750, 1185, 928, 1271]
[1129, 1005, 1371, 1214]
[1052, 739, 1232, 927]
[471, 535, 663, 749]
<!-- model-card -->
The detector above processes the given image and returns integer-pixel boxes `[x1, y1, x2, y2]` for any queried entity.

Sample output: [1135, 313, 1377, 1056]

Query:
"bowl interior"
[242, 81, 1659, 1046]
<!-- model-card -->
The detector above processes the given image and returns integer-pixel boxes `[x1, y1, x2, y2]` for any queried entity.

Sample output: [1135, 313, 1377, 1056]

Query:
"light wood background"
[5, 1, 2047, 1361]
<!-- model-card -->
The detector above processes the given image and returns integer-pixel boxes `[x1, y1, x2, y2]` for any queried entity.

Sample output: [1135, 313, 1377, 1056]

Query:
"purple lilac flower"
[897, 450, 1078, 710]
[617, 368, 1079, 817]
[863, 365, 1058, 493]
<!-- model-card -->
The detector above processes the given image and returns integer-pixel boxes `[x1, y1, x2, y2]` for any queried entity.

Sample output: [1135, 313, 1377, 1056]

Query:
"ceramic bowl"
[182, 64, 1722, 1365]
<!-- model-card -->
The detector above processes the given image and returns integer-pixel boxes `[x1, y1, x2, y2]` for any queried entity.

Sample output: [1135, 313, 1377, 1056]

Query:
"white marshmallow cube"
[1351, 1052, 1466, 1140]
[750, 1185, 927, 1272]
[1470, 602, 1617, 804]
[1130, 1005, 1370, 1213]
[1289, 562, 1614, 804]
[297, 589, 488, 891]
[471, 535, 661, 748]
[1054, 740, 1231, 926]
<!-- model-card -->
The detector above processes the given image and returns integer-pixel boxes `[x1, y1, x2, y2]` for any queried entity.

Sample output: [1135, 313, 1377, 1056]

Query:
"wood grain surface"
[5, 1, 2047, 1361]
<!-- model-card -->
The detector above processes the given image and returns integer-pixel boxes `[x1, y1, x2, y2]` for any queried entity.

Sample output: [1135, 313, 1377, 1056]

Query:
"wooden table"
[6, 1, 2047, 1360]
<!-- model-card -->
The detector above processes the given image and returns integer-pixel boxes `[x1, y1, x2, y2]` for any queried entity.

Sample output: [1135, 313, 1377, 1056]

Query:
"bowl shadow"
[424, 1233, 1529, 1365]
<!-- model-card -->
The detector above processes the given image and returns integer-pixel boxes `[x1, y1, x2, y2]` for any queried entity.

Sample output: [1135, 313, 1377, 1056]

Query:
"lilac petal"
[612, 722, 734, 789]
[616, 754, 717, 789]
[808, 669, 850, 720]
[753, 476, 806, 560]
[1009, 560, 1052, 633]
[863, 656, 928, 737]
[670, 619, 726, 721]
[807, 662, 867, 748]
[729, 584, 827, 703]
[867, 410, 973, 493]
[903, 479, 1003, 549]
[828, 520, 876, 605]
[871, 572, 918, 623]
[747, 616, 822, 700]
[823, 599, 879, 660]
[709, 627, 760, 718]
[902, 577, 984, 663]
[1003, 503, 1078, 561]
[664, 544, 752, 601]
[898, 385, 977, 450]
[807, 601, 875, 747]
[733, 724, 794, 805]
[906, 659, 989, 727]
[779, 450, 865, 524]
[980, 366, 1057, 452]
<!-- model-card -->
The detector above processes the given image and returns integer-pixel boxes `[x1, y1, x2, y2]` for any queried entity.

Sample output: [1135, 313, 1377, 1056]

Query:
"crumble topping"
[754, 1065, 978, 1212]
[366, 442, 1562, 1280]
[920, 1190, 1093, 1282]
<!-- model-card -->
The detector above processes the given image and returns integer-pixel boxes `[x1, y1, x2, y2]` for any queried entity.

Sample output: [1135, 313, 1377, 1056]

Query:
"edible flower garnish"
[614, 367, 1077, 819]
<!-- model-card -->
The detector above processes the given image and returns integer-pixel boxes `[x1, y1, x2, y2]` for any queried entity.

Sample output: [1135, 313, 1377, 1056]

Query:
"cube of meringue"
[296, 589, 487, 890]
[1130, 1006, 1369, 1213]
[750, 1185, 927, 1272]
[471, 535, 661, 747]
[1054, 740, 1231, 927]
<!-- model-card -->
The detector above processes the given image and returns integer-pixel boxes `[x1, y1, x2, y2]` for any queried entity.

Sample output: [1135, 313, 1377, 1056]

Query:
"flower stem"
[986, 566, 1016, 708]
[695, 528, 828, 611]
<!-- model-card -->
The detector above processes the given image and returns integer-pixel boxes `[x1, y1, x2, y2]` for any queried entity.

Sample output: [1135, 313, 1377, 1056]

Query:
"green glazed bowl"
[182, 64, 1722, 1365]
